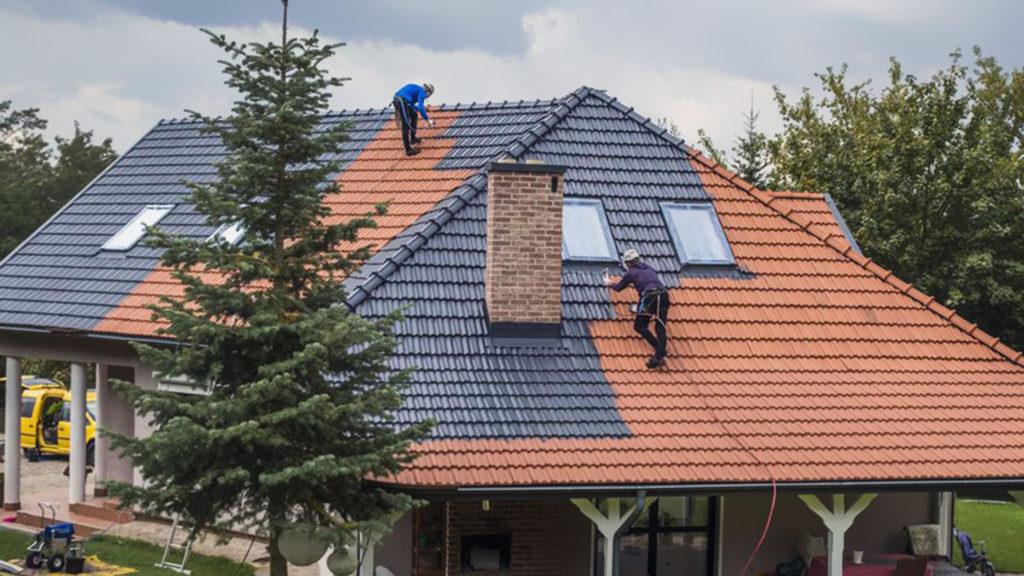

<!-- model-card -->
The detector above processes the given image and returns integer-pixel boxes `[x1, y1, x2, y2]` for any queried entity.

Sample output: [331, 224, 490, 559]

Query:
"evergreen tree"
[107, 4, 431, 574]
[731, 98, 770, 189]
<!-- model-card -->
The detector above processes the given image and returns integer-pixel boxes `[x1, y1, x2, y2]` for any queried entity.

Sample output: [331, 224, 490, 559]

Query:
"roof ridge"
[764, 190, 827, 199]
[156, 96, 571, 126]
[344, 87, 594, 307]
[685, 148, 1024, 369]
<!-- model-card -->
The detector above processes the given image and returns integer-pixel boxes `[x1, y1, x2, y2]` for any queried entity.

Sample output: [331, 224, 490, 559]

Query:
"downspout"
[610, 491, 647, 576]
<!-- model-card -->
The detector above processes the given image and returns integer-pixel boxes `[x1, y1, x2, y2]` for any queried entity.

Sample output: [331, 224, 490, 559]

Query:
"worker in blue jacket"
[393, 83, 435, 156]
[604, 249, 670, 368]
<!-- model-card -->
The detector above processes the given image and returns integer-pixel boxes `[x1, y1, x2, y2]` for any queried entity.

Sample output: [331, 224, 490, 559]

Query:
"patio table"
[808, 555, 935, 576]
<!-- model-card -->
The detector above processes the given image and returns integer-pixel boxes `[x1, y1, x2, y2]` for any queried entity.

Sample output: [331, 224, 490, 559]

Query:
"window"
[101, 205, 173, 251]
[20, 397, 36, 419]
[209, 221, 245, 245]
[596, 497, 717, 576]
[461, 534, 512, 571]
[661, 203, 734, 265]
[563, 199, 617, 261]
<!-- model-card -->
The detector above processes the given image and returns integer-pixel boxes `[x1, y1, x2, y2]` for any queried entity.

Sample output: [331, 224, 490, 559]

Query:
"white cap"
[622, 249, 640, 262]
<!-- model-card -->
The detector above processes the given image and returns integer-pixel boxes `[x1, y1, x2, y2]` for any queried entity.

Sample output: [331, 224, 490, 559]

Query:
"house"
[1, 86, 1023, 576]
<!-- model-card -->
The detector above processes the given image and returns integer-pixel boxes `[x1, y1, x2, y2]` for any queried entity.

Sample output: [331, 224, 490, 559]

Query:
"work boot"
[645, 356, 665, 369]
[411, 136, 422, 145]
[405, 148, 419, 157]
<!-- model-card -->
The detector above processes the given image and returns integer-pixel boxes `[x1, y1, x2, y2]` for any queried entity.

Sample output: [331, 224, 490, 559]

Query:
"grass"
[953, 498, 1024, 573]
[0, 527, 254, 575]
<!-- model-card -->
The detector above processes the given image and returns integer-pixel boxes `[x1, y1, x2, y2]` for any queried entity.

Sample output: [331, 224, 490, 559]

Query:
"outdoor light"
[277, 523, 329, 567]
[325, 546, 358, 576]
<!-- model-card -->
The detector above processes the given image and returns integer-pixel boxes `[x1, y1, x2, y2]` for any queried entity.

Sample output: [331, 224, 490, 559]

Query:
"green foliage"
[769, 48, 1024, 349]
[105, 15, 431, 576]
[732, 100, 770, 189]
[696, 128, 730, 168]
[0, 102, 116, 257]
[654, 116, 681, 138]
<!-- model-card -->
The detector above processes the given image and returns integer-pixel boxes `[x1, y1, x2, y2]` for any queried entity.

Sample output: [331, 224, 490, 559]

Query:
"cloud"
[2, 0, 1022, 153]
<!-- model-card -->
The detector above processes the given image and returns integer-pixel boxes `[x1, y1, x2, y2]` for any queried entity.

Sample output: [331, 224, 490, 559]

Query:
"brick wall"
[445, 500, 572, 576]
[485, 162, 566, 327]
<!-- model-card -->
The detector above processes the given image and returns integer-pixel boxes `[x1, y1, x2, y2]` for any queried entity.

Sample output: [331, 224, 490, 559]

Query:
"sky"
[3, 0, 1023, 152]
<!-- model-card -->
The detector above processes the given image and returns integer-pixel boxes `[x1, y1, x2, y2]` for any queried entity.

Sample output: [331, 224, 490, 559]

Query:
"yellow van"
[20, 384, 97, 464]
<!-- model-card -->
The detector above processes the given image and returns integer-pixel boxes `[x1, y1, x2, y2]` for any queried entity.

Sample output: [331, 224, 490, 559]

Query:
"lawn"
[954, 498, 1024, 573]
[0, 527, 254, 575]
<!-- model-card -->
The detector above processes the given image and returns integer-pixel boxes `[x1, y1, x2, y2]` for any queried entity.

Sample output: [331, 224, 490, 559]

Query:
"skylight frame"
[660, 202, 736, 266]
[100, 204, 174, 252]
[562, 198, 618, 262]
[208, 221, 246, 246]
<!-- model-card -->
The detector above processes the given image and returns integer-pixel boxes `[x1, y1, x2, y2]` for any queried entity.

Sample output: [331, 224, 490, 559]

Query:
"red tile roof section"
[386, 148, 1024, 489]
[93, 111, 472, 337]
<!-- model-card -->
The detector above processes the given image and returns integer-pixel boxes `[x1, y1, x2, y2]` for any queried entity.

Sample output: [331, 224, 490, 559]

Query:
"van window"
[21, 397, 36, 418]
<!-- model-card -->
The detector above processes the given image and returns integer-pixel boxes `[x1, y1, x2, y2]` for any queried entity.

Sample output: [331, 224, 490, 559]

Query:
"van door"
[20, 396, 38, 448]
[57, 402, 72, 453]
[38, 396, 63, 450]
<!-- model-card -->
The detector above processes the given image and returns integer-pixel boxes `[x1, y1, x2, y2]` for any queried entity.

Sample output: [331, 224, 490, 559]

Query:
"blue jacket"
[395, 84, 430, 121]
[611, 261, 664, 295]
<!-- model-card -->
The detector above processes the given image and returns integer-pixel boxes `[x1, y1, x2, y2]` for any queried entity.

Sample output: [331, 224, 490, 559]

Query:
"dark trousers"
[393, 96, 419, 153]
[634, 290, 669, 359]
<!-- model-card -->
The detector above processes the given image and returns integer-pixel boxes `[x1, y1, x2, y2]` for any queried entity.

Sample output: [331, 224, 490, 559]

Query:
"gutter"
[378, 476, 1024, 501]
[0, 324, 176, 348]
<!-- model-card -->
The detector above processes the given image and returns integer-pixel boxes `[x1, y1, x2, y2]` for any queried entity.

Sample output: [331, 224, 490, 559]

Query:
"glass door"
[596, 496, 717, 576]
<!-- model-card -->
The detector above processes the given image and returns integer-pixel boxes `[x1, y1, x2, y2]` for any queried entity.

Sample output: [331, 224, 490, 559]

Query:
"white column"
[799, 494, 877, 576]
[94, 364, 108, 493]
[4, 357, 22, 510]
[69, 362, 87, 504]
[572, 494, 654, 576]
[936, 492, 953, 557]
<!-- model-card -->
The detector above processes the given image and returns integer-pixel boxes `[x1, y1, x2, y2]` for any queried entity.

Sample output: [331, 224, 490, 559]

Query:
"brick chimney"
[485, 160, 568, 340]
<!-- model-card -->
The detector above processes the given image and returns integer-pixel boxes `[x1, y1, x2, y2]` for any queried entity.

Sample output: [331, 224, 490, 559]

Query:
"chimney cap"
[487, 160, 568, 175]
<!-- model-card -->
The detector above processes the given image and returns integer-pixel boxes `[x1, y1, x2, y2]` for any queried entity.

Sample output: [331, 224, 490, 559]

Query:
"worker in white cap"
[393, 83, 435, 156]
[604, 249, 670, 368]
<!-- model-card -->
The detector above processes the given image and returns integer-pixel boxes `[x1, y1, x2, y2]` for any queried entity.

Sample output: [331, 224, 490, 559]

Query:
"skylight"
[101, 205, 173, 251]
[562, 199, 617, 261]
[661, 202, 735, 265]
[209, 221, 245, 245]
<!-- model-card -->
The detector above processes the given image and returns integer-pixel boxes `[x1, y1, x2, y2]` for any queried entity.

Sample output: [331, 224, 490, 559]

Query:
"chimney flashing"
[487, 161, 568, 175]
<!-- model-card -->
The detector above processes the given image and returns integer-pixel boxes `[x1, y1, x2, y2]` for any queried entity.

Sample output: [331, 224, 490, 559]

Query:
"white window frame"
[101, 204, 174, 251]
[562, 198, 618, 262]
[661, 202, 735, 266]
[209, 221, 246, 245]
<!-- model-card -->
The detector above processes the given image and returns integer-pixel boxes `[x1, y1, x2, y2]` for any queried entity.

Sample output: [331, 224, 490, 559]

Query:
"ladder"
[156, 514, 194, 575]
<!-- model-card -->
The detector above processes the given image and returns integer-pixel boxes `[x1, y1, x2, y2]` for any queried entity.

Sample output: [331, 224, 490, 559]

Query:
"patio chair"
[953, 528, 995, 576]
[893, 557, 929, 576]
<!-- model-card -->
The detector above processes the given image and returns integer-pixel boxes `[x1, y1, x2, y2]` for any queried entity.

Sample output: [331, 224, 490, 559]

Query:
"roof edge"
[372, 475, 1024, 500]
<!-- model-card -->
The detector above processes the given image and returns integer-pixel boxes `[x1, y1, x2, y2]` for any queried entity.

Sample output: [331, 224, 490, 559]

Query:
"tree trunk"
[268, 491, 289, 576]
[269, 533, 289, 576]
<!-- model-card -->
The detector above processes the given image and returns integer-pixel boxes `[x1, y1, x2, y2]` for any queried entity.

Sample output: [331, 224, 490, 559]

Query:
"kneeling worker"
[604, 249, 670, 368]
[393, 82, 435, 156]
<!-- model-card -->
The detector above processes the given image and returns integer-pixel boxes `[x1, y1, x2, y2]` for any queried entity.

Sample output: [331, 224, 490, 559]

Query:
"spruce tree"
[732, 98, 770, 189]
[107, 3, 430, 574]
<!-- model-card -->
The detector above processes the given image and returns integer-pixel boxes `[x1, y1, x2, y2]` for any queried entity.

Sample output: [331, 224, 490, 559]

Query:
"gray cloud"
[3, 0, 1022, 154]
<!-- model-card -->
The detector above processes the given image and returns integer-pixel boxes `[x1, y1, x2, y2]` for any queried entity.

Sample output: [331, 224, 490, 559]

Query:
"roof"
[3, 87, 1024, 491]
